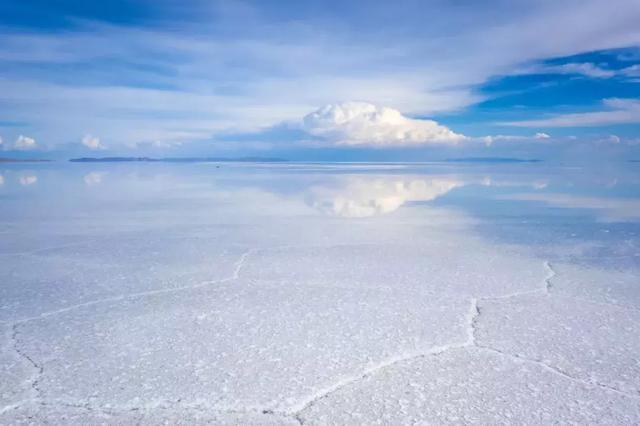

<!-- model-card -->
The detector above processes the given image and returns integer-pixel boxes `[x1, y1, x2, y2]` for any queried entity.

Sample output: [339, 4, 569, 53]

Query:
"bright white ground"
[1, 163, 639, 424]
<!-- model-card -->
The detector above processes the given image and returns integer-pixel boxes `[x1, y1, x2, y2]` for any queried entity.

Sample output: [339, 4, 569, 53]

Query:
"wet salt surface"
[1, 161, 639, 424]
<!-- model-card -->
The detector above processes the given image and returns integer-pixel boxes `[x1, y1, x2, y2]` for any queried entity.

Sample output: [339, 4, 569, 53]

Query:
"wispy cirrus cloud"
[527, 62, 617, 78]
[514, 60, 640, 80]
[503, 98, 640, 127]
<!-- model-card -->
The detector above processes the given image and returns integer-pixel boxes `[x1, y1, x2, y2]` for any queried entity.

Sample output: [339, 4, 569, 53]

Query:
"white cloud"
[603, 134, 621, 144]
[0, 136, 3, 147]
[307, 177, 464, 217]
[19, 175, 37, 186]
[521, 62, 616, 78]
[555, 63, 615, 78]
[301, 102, 465, 147]
[504, 98, 640, 127]
[82, 134, 105, 150]
[151, 140, 183, 149]
[0, 175, 4, 185]
[622, 64, 640, 77]
[14, 135, 37, 150]
[527, 62, 640, 80]
[480, 133, 552, 145]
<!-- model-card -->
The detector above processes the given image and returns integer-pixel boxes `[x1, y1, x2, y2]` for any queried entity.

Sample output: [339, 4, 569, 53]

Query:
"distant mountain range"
[0, 158, 51, 163]
[69, 156, 287, 163]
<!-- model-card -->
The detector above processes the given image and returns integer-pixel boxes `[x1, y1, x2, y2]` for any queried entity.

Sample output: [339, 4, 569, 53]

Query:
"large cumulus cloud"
[301, 102, 466, 147]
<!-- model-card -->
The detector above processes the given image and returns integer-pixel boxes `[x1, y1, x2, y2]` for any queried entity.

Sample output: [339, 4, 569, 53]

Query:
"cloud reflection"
[84, 172, 106, 186]
[19, 175, 37, 186]
[306, 177, 464, 218]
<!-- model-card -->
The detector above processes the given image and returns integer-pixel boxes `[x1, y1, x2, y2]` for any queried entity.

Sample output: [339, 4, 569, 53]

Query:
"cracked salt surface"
[0, 325, 35, 410]
[1, 163, 640, 424]
[298, 347, 640, 425]
[0, 238, 248, 323]
[11, 277, 471, 413]
[476, 293, 640, 397]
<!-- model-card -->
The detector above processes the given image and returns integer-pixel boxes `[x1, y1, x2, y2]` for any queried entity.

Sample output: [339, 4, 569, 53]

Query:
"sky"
[1, 0, 640, 161]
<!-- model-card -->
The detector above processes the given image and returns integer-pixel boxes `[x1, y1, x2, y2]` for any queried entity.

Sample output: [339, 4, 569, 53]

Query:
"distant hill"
[69, 157, 287, 163]
[0, 158, 51, 163]
[444, 157, 541, 163]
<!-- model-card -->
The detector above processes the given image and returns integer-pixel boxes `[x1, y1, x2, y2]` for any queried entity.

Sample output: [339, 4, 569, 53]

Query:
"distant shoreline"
[444, 157, 542, 163]
[0, 158, 51, 163]
[69, 157, 288, 163]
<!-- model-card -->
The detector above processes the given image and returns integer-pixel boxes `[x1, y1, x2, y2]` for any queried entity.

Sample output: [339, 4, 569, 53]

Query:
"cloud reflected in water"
[19, 175, 37, 186]
[306, 177, 464, 218]
[84, 172, 106, 186]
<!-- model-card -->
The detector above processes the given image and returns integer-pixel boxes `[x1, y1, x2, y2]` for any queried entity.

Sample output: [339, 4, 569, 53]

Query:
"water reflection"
[502, 192, 640, 222]
[19, 175, 37, 186]
[306, 177, 464, 218]
[84, 172, 106, 186]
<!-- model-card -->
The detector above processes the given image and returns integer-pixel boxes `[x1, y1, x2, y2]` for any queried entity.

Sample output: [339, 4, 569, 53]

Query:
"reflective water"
[2, 161, 639, 260]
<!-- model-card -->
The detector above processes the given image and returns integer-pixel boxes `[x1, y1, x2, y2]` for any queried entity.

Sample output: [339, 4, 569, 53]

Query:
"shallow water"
[1, 161, 639, 423]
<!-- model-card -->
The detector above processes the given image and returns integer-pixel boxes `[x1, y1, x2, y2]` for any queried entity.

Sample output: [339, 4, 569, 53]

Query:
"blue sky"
[0, 0, 639, 160]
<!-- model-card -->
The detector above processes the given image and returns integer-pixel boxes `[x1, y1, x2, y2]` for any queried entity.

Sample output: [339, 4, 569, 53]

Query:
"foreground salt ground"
[1, 164, 639, 424]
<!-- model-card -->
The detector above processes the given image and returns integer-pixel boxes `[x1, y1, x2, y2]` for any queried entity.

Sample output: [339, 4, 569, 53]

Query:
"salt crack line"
[12, 248, 257, 326]
[469, 261, 640, 402]
[17, 397, 299, 423]
[291, 261, 629, 418]
[10, 324, 43, 402]
[476, 261, 556, 304]
[5, 247, 257, 410]
[0, 400, 33, 415]
[475, 345, 640, 401]
[286, 299, 480, 417]
[282, 344, 469, 415]
[543, 260, 555, 294]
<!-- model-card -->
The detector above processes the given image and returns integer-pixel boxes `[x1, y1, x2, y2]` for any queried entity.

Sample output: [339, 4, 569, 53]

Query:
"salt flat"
[1, 162, 639, 424]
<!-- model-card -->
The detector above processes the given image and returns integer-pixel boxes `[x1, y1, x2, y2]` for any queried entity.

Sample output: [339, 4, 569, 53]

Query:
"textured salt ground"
[10, 279, 470, 413]
[0, 325, 34, 410]
[0, 206, 506, 325]
[240, 243, 545, 298]
[0, 239, 248, 323]
[545, 262, 640, 309]
[297, 347, 640, 425]
[0, 403, 298, 425]
[476, 292, 640, 396]
[3, 241, 639, 424]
